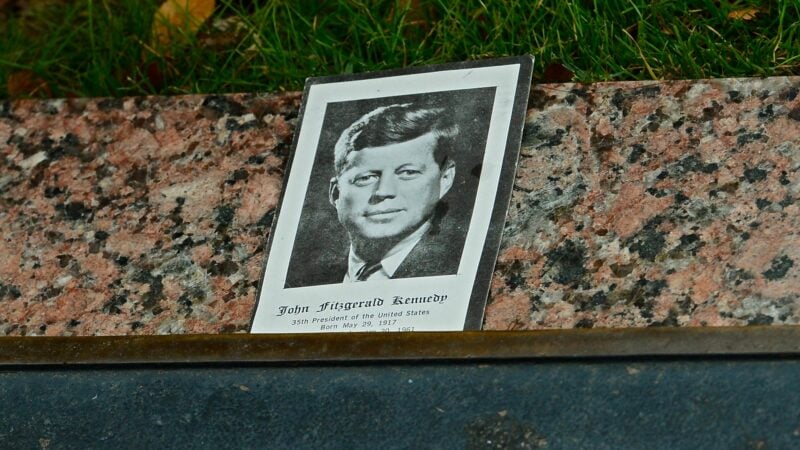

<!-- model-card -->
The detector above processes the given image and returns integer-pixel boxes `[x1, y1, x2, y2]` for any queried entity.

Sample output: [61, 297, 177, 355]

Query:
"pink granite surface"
[0, 94, 300, 335]
[486, 77, 800, 330]
[1, 77, 799, 335]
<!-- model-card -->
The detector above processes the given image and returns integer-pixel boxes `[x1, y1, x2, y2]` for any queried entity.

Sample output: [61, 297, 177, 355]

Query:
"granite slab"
[1, 76, 798, 336]
[0, 94, 300, 335]
[487, 77, 800, 330]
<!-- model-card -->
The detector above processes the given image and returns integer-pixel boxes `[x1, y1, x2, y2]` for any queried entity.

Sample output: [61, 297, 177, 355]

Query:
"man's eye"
[397, 169, 422, 179]
[352, 173, 378, 186]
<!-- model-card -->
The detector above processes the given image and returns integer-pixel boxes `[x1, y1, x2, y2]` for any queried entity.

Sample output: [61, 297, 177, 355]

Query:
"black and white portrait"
[285, 89, 495, 288]
[252, 57, 533, 333]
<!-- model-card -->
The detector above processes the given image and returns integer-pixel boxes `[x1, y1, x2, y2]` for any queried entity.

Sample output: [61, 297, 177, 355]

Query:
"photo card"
[251, 56, 533, 333]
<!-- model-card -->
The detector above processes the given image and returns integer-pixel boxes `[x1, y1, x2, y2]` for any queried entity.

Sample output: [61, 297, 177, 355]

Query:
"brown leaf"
[401, 0, 430, 29]
[7, 70, 51, 98]
[152, 0, 216, 47]
[144, 61, 166, 90]
[727, 7, 759, 21]
[542, 63, 574, 83]
[197, 16, 248, 50]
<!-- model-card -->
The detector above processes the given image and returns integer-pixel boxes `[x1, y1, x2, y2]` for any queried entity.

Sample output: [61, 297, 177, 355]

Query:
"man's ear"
[329, 177, 340, 207]
[439, 159, 455, 199]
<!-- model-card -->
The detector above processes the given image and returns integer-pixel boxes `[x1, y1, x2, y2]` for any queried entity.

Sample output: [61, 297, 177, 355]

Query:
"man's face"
[329, 132, 455, 243]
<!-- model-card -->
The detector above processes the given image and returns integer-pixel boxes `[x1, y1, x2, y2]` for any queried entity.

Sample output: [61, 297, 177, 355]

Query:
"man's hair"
[333, 103, 459, 174]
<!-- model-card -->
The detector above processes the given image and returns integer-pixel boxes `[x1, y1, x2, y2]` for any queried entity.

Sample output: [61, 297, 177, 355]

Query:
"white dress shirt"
[343, 221, 432, 283]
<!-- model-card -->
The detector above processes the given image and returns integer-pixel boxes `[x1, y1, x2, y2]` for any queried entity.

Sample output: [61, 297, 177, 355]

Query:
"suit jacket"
[285, 205, 465, 288]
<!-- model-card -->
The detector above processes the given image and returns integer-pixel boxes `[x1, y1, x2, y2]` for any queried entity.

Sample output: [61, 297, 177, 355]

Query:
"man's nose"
[371, 173, 398, 200]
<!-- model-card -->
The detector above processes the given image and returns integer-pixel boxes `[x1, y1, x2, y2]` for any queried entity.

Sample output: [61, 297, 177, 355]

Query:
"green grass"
[1, 0, 799, 98]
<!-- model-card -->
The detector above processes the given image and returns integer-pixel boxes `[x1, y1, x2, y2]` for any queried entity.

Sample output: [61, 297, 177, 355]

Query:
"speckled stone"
[2, 77, 799, 335]
[1, 94, 300, 335]
[486, 77, 800, 330]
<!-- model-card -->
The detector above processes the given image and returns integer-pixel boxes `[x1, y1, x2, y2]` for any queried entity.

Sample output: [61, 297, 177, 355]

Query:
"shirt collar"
[345, 220, 432, 282]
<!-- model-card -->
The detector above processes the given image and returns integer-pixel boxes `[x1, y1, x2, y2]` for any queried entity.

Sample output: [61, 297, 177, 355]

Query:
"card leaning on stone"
[1, 76, 798, 336]
[251, 58, 533, 333]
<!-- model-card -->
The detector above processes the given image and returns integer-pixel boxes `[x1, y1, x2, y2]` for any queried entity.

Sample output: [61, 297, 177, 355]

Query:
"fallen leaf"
[7, 70, 51, 98]
[152, 0, 216, 47]
[197, 16, 248, 50]
[144, 61, 166, 90]
[542, 63, 574, 83]
[399, 0, 431, 29]
[727, 7, 759, 21]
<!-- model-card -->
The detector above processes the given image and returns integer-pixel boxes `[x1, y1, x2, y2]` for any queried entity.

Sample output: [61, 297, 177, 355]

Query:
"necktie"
[355, 261, 383, 281]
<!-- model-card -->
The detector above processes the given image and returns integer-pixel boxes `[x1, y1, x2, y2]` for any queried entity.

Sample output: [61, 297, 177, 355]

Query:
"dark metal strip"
[1, 326, 800, 365]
